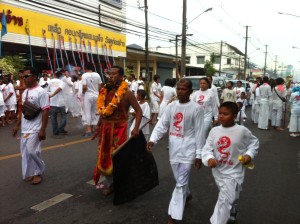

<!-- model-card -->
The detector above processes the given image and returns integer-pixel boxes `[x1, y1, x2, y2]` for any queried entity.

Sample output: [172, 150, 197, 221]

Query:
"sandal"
[31, 175, 42, 185]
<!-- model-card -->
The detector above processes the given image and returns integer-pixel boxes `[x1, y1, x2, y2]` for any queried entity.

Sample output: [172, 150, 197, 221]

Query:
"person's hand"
[147, 141, 154, 152]
[208, 158, 218, 168]
[38, 129, 46, 141]
[241, 155, 251, 165]
[213, 120, 219, 126]
[130, 128, 139, 138]
[12, 125, 19, 137]
[194, 159, 202, 170]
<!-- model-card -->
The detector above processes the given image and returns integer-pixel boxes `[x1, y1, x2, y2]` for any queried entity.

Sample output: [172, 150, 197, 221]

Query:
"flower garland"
[97, 81, 128, 117]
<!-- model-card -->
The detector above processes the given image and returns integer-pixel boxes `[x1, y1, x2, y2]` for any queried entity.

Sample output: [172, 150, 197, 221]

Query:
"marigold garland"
[97, 81, 128, 117]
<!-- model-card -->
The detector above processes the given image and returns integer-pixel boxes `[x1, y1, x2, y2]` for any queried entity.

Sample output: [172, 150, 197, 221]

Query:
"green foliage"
[204, 53, 216, 76]
[0, 56, 24, 79]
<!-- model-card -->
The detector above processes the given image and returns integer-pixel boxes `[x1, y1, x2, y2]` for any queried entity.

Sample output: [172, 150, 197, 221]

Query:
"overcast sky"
[126, 0, 300, 81]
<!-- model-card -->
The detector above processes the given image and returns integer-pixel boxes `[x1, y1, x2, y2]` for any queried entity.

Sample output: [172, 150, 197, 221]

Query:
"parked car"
[184, 76, 227, 98]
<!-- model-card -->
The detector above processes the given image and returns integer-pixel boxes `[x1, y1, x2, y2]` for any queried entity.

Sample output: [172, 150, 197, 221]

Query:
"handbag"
[22, 90, 41, 120]
[274, 88, 287, 102]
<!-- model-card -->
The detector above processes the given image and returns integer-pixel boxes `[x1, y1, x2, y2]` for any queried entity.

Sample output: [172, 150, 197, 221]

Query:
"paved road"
[0, 108, 299, 224]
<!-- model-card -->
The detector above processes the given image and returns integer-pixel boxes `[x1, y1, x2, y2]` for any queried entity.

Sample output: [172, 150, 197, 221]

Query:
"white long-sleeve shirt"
[191, 89, 218, 121]
[150, 100, 206, 164]
[202, 124, 259, 183]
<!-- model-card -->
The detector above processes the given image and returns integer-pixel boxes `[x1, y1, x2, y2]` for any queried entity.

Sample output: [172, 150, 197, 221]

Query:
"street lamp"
[278, 12, 300, 18]
[181, 4, 213, 77]
[187, 7, 213, 25]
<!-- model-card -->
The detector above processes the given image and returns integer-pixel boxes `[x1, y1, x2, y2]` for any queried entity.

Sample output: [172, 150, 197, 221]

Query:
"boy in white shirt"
[147, 79, 206, 224]
[2, 75, 17, 123]
[12, 67, 50, 185]
[202, 102, 259, 224]
[221, 81, 236, 103]
[129, 89, 151, 140]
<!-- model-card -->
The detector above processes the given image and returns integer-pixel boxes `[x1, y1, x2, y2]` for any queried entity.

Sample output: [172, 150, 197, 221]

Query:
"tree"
[0, 56, 24, 80]
[204, 53, 216, 76]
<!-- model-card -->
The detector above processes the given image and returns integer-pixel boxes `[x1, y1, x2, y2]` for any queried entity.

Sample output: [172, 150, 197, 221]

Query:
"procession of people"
[2, 64, 300, 224]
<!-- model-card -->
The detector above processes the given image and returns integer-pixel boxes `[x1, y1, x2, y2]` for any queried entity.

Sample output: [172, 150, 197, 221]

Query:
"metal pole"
[175, 35, 179, 80]
[219, 40, 222, 76]
[180, 0, 187, 78]
[264, 45, 268, 76]
[243, 26, 249, 80]
[144, 0, 150, 100]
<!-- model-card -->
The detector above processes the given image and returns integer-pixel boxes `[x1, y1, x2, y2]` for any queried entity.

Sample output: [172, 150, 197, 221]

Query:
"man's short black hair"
[84, 62, 94, 71]
[220, 102, 239, 115]
[111, 66, 124, 76]
[178, 78, 192, 90]
[55, 71, 63, 78]
[23, 66, 39, 77]
[153, 74, 160, 81]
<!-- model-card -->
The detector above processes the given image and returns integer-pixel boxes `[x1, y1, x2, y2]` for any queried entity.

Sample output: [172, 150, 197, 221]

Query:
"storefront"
[0, 1, 126, 73]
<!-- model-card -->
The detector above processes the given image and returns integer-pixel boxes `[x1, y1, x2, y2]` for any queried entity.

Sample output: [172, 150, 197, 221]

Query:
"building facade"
[0, 0, 126, 72]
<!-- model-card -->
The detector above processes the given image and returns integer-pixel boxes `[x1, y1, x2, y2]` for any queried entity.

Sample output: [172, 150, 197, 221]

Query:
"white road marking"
[86, 179, 95, 185]
[31, 193, 73, 212]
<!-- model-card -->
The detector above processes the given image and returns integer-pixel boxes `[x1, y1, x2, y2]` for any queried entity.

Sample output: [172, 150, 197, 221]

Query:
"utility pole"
[219, 40, 223, 76]
[243, 25, 249, 80]
[180, 0, 187, 77]
[144, 0, 150, 100]
[264, 45, 268, 76]
[170, 34, 192, 80]
[274, 55, 277, 77]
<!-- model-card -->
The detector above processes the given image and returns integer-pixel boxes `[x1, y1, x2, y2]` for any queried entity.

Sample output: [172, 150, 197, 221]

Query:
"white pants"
[289, 114, 300, 132]
[168, 163, 192, 220]
[251, 104, 258, 123]
[271, 108, 282, 127]
[203, 119, 213, 138]
[211, 176, 242, 224]
[258, 100, 270, 129]
[20, 133, 45, 179]
[0, 105, 5, 117]
[83, 95, 99, 125]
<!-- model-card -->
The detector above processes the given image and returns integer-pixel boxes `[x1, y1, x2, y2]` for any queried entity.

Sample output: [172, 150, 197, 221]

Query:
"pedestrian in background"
[202, 102, 259, 224]
[271, 78, 286, 131]
[258, 76, 272, 130]
[221, 81, 236, 103]
[81, 62, 102, 137]
[289, 85, 300, 137]
[150, 74, 161, 123]
[12, 67, 50, 185]
[47, 71, 67, 135]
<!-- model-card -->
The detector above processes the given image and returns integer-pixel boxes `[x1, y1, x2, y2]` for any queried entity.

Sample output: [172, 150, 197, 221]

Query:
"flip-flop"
[31, 175, 42, 185]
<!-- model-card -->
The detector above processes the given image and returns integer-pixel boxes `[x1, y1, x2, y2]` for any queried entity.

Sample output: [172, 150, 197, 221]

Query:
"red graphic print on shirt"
[217, 136, 231, 159]
[173, 112, 183, 132]
[197, 95, 205, 105]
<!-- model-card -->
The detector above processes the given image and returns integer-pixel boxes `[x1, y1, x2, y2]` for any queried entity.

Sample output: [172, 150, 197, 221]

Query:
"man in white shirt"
[234, 80, 246, 98]
[60, 69, 74, 113]
[13, 67, 50, 185]
[2, 75, 17, 123]
[258, 76, 272, 130]
[47, 71, 67, 135]
[39, 73, 50, 89]
[82, 62, 102, 136]
[148, 79, 205, 224]
[129, 74, 138, 96]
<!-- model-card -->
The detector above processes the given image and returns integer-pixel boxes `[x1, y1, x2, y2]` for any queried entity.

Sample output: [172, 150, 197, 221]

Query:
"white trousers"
[168, 163, 192, 220]
[271, 108, 282, 127]
[20, 133, 45, 179]
[83, 95, 99, 125]
[210, 176, 241, 224]
[203, 119, 213, 138]
[289, 114, 300, 132]
[251, 104, 259, 124]
[258, 101, 270, 129]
